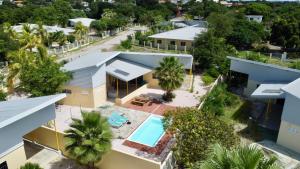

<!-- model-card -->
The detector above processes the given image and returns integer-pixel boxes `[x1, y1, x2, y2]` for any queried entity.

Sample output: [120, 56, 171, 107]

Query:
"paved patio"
[54, 104, 171, 162]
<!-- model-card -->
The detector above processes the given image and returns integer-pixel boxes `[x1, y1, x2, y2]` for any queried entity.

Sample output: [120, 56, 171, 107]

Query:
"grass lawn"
[221, 97, 251, 124]
[236, 51, 300, 70]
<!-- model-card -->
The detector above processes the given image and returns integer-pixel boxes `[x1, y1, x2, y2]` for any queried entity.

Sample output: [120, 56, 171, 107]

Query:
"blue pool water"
[128, 116, 165, 147]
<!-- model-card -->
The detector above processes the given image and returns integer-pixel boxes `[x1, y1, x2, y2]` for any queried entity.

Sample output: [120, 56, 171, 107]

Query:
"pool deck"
[54, 104, 173, 162]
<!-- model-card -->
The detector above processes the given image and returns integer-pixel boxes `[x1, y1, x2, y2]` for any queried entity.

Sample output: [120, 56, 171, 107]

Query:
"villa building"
[68, 18, 95, 28]
[228, 56, 300, 153]
[245, 15, 263, 23]
[149, 26, 207, 51]
[0, 94, 66, 169]
[62, 51, 193, 108]
[11, 24, 75, 35]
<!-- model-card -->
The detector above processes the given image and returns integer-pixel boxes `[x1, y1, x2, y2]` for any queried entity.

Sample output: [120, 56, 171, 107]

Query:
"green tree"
[154, 57, 185, 101]
[74, 22, 88, 40]
[245, 3, 272, 16]
[65, 112, 112, 169]
[164, 108, 238, 168]
[0, 72, 6, 101]
[193, 30, 235, 75]
[227, 18, 267, 49]
[207, 12, 234, 38]
[193, 144, 281, 169]
[20, 163, 43, 169]
[19, 56, 71, 97]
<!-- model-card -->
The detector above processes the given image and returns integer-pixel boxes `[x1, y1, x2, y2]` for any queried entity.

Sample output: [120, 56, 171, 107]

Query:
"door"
[0, 162, 8, 169]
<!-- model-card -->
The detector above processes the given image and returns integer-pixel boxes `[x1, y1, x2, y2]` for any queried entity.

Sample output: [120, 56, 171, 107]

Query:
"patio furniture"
[131, 100, 145, 106]
[108, 112, 129, 128]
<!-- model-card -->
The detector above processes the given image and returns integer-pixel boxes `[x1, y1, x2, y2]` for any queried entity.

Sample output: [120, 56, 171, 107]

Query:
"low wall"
[115, 84, 149, 105]
[25, 126, 163, 169]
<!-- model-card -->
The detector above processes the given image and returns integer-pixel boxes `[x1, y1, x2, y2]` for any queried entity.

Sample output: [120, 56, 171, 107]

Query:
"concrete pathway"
[57, 26, 147, 62]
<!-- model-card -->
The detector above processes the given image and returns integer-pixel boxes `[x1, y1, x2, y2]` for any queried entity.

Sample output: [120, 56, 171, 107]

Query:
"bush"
[120, 39, 132, 49]
[67, 35, 76, 43]
[20, 163, 43, 169]
[202, 73, 215, 86]
[202, 83, 239, 116]
[0, 90, 6, 101]
[164, 108, 238, 167]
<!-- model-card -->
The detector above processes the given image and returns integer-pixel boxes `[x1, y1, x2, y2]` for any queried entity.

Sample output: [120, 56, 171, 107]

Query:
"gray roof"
[282, 78, 300, 99]
[69, 18, 95, 27]
[106, 59, 152, 82]
[63, 52, 120, 71]
[149, 26, 207, 41]
[227, 56, 300, 74]
[251, 83, 287, 99]
[0, 94, 66, 129]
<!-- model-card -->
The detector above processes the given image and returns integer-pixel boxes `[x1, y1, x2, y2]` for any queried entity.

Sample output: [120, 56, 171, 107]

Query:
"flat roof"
[0, 94, 66, 129]
[106, 59, 152, 82]
[227, 56, 300, 74]
[149, 26, 207, 41]
[69, 18, 95, 27]
[63, 52, 120, 71]
[12, 24, 75, 35]
[282, 78, 300, 99]
[251, 84, 287, 99]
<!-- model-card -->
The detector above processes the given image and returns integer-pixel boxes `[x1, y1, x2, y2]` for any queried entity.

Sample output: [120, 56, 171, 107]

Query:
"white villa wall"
[0, 105, 55, 155]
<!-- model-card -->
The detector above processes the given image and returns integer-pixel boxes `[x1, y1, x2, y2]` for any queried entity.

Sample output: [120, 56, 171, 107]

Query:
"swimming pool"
[127, 116, 165, 147]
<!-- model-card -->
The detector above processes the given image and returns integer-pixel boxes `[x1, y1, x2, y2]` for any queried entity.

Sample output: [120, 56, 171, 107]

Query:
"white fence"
[133, 40, 190, 53]
[198, 75, 223, 110]
[48, 27, 126, 55]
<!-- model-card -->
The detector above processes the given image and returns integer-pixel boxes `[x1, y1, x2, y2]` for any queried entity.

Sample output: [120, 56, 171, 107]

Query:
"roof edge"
[0, 94, 66, 129]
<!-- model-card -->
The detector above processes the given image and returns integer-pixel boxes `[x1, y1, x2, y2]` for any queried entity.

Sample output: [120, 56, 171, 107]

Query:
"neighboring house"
[246, 15, 263, 23]
[228, 56, 300, 154]
[0, 94, 66, 169]
[0, 0, 3, 5]
[68, 18, 95, 28]
[149, 26, 207, 51]
[62, 51, 193, 108]
[11, 24, 75, 35]
[170, 17, 208, 28]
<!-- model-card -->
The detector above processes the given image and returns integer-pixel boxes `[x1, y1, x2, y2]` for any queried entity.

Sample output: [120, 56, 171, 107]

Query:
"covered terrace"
[106, 58, 153, 100]
[251, 83, 287, 131]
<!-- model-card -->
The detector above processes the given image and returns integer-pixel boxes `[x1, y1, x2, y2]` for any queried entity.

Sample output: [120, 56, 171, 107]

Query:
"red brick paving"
[123, 133, 172, 155]
[122, 99, 176, 115]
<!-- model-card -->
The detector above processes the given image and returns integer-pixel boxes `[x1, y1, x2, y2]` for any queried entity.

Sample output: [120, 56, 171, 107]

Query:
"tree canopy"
[164, 108, 238, 168]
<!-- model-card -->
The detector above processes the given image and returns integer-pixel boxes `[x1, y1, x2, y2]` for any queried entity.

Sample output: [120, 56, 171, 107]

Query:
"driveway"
[57, 26, 147, 62]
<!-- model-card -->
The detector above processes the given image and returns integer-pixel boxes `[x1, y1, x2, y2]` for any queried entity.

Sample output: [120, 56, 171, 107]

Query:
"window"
[0, 162, 8, 169]
[157, 40, 162, 44]
[170, 41, 176, 45]
[152, 73, 157, 79]
[181, 42, 186, 46]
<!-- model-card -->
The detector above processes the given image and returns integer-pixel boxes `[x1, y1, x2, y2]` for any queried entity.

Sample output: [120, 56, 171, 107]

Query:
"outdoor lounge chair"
[108, 112, 129, 128]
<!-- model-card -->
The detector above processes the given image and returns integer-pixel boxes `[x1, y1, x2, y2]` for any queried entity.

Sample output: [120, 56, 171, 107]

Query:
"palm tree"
[19, 24, 42, 52]
[64, 112, 112, 169]
[3, 22, 17, 39]
[35, 22, 48, 45]
[198, 144, 281, 169]
[6, 49, 35, 93]
[20, 163, 43, 169]
[74, 22, 88, 41]
[154, 56, 185, 101]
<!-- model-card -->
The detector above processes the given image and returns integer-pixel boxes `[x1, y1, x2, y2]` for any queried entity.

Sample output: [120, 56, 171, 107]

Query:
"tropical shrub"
[154, 57, 185, 101]
[192, 143, 281, 169]
[20, 163, 43, 169]
[164, 108, 238, 167]
[67, 35, 76, 43]
[202, 83, 239, 116]
[202, 72, 215, 86]
[64, 112, 112, 169]
[19, 57, 71, 97]
[120, 39, 132, 49]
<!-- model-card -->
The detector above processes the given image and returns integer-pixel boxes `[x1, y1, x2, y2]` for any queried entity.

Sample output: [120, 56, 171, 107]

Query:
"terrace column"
[116, 78, 119, 98]
[126, 81, 129, 95]
[135, 78, 138, 89]
[53, 120, 61, 152]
